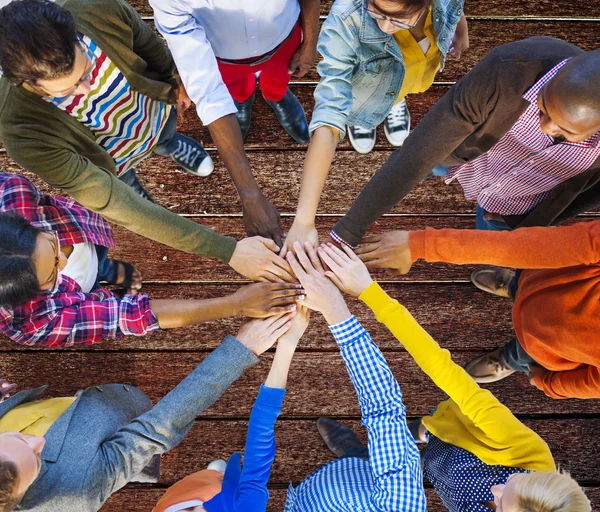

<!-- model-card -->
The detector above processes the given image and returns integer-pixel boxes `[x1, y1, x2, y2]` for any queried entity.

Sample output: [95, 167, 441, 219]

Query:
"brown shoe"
[471, 267, 515, 298]
[464, 347, 517, 383]
[317, 418, 366, 459]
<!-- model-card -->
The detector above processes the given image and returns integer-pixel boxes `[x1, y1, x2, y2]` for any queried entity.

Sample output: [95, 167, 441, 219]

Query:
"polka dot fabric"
[422, 434, 530, 511]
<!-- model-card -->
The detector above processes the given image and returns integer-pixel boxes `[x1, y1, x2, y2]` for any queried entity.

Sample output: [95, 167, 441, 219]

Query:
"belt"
[217, 22, 298, 67]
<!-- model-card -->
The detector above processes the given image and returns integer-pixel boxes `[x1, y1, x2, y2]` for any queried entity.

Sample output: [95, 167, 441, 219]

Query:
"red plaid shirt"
[445, 60, 600, 215]
[0, 173, 159, 347]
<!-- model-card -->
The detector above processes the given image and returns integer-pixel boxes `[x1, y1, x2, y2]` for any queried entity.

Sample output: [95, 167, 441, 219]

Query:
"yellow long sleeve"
[359, 282, 555, 472]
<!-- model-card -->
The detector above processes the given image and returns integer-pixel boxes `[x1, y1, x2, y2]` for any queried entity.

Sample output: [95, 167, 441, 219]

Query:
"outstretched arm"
[355, 220, 600, 274]
[286, 244, 426, 511]
[234, 307, 310, 511]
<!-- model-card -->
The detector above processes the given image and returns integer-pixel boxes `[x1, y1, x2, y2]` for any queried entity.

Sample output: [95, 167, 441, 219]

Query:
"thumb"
[258, 236, 280, 252]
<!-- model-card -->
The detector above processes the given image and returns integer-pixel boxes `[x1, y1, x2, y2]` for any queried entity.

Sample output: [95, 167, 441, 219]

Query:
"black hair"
[0, 0, 79, 86]
[0, 213, 43, 309]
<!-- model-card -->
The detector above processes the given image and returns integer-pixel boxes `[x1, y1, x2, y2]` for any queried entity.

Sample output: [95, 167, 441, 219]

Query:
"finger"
[341, 244, 361, 262]
[292, 242, 315, 275]
[258, 236, 281, 253]
[279, 240, 290, 258]
[326, 242, 352, 264]
[268, 311, 296, 334]
[317, 246, 342, 273]
[268, 282, 305, 292]
[364, 259, 385, 269]
[271, 229, 284, 251]
[273, 320, 292, 339]
[270, 296, 303, 307]
[286, 251, 308, 280]
[322, 243, 347, 267]
[324, 270, 344, 290]
[270, 288, 306, 299]
[266, 256, 295, 282]
[305, 242, 325, 273]
[354, 242, 379, 256]
[267, 305, 297, 315]
[357, 249, 381, 263]
[359, 234, 382, 244]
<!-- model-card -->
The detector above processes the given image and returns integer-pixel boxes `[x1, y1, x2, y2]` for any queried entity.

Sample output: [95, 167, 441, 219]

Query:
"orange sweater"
[152, 470, 223, 512]
[409, 220, 600, 399]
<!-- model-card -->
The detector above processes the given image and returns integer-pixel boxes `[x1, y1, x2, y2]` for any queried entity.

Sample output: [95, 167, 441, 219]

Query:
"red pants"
[217, 24, 302, 103]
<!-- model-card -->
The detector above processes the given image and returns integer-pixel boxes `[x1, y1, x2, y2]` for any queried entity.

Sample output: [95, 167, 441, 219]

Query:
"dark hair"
[0, 457, 21, 512]
[370, 0, 433, 17]
[0, 213, 42, 309]
[0, 0, 79, 86]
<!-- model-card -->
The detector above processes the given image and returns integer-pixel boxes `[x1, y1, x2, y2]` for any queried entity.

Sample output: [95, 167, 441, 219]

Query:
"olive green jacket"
[0, 0, 236, 262]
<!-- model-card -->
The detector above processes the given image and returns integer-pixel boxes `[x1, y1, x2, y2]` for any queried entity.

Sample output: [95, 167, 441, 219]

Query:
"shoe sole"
[470, 269, 512, 298]
[174, 155, 215, 178]
[348, 130, 376, 154]
[383, 123, 410, 147]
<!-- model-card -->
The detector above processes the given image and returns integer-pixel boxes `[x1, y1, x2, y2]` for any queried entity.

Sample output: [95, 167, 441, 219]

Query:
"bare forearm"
[265, 341, 297, 389]
[298, 0, 321, 46]
[207, 114, 260, 199]
[150, 296, 239, 329]
[296, 126, 339, 223]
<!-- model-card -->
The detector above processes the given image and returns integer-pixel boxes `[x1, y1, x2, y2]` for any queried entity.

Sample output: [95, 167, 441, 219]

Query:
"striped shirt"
[285, 316, 426, 512]
[445, 60, 600, 215]
[423, 435, 529, 512]
[49, 36, 172, 177]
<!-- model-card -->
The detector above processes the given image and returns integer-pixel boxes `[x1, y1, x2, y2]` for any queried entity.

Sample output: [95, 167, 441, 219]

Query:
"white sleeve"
[149, 0, 237, 125]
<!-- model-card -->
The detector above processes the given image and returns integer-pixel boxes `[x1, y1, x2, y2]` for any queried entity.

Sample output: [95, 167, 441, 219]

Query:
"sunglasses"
[366, 4, 427, 30]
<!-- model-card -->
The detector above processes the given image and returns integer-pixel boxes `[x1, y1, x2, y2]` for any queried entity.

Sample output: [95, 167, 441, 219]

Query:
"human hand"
[230, 236, 294, 283]
[277, 304, 310, 347]
[288, 41, 317, 77]
[286, 242, 350, 324]
[318, 243, 373, 297]
[236, 312, 295, 355]
[174, 83, 193, 117]
[354, 231, 413, 275]
[232, 282, 305, 318]
[449, 15, 469, 59]
[0, 380, 17, 402]
[280, 219, 319, 257]
[528, 363, 546, 387]
[242, 193, 284, 248]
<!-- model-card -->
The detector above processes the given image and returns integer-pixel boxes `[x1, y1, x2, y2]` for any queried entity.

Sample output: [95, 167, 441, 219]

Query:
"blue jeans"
[94, 245, 113, 289]
[152, 107, 179, 156]
[475, 204, 512, 232]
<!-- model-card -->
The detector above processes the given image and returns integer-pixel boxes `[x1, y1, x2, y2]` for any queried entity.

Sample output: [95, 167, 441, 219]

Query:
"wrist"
[323, 301, 352, 325]
[294, 214, 316, 228]
[240, 188, 264, 204]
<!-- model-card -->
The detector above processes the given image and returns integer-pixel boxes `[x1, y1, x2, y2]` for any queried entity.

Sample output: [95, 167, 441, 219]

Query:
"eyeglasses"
[39, 231, 61, 294]
[366, 4, 428, 30]
[28, 40, 97, 104]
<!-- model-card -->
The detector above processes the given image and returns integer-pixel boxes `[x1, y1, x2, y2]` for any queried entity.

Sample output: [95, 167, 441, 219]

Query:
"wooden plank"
[0, 282, 515, 352]
[2, 351, 599, 416]
[103, 486, 600, 512]
[126, 0, 600, 22]
[105, 216, 600, 282]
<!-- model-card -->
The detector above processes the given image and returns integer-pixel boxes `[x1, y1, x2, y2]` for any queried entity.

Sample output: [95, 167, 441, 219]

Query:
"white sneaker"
[384, 99, 411, 146]
[348, 125, 376, 154]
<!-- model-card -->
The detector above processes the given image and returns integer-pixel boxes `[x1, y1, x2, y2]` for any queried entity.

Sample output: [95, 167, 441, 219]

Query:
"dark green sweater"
[0, 0, 237, 262]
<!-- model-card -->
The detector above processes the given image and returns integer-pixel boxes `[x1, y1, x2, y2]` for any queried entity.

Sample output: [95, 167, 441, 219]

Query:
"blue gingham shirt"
[284, 316, 426, 511]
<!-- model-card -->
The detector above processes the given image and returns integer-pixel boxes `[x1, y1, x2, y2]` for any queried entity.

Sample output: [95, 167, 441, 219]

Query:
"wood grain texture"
[0, 283, 515, 352]
[2, 351, 599, 416]
[126, 0, 600, 22]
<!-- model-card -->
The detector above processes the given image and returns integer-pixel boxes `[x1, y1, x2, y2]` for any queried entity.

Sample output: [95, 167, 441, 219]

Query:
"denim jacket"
[310, 0, 464, 139]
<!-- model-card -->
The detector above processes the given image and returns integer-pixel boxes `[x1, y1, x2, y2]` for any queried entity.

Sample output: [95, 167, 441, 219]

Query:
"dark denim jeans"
[152, 107, 179, 156]
[475, 204, 512, 232]
[94, 245, 113, 289]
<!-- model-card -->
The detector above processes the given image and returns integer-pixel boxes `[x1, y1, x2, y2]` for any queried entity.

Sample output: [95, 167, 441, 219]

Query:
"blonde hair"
[514, 471, 591, 512]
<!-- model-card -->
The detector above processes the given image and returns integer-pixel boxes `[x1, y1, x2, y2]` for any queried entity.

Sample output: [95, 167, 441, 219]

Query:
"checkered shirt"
[0, 173, 159, 347]
[285, 316, 426, 511]
[444, 59, 600, 215]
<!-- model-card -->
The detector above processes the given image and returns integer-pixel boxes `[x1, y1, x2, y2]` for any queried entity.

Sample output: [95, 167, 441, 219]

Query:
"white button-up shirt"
[150, 0, 300, 125]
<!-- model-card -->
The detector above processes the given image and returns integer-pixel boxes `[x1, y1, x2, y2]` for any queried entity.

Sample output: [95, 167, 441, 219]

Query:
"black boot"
[317, 418, 368, 460]
[119, 169, 155, 203]
[263, 88, 309, 144]
[234, 91, 255, 142]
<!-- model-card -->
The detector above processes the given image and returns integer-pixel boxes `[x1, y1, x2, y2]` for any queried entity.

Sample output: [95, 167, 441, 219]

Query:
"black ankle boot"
[317, 418, 368, 460]
[263, 88, 309, 144]
[234, 91, 255, 142]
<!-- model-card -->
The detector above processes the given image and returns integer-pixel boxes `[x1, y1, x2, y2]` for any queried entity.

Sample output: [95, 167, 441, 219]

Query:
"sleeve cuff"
[331, 220, 363, 249]
[328, 316, 364, 345]
[257, 384, 287, 409]
[409, 230, 426, 262]
[358, 281, 391, 313]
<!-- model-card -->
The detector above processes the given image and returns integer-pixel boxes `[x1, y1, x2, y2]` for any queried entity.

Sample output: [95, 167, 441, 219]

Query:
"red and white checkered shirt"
[0, 173, 159, 347]
[445, 60, 600, 215]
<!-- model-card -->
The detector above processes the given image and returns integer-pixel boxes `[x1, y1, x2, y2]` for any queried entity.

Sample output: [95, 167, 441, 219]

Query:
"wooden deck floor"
[1, 2, 599, 510]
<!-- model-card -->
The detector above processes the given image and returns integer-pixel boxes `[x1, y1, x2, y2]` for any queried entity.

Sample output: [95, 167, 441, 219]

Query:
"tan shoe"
[464, 348, 517, 383]
[471, 267, 515, 298]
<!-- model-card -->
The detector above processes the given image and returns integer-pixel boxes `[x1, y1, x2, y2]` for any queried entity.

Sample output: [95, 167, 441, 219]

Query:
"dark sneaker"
[169, 134, 214, 177]
[348, 125, 376, 154]
[384, 98, 411, 146]
[464, 347, 517, 383]
[317, 418, 368, 459]
[263, 88, 309, 144]
[234, 91, 255, 142]
[471, 267, 515, 298]
[119, 168, 155, 203]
